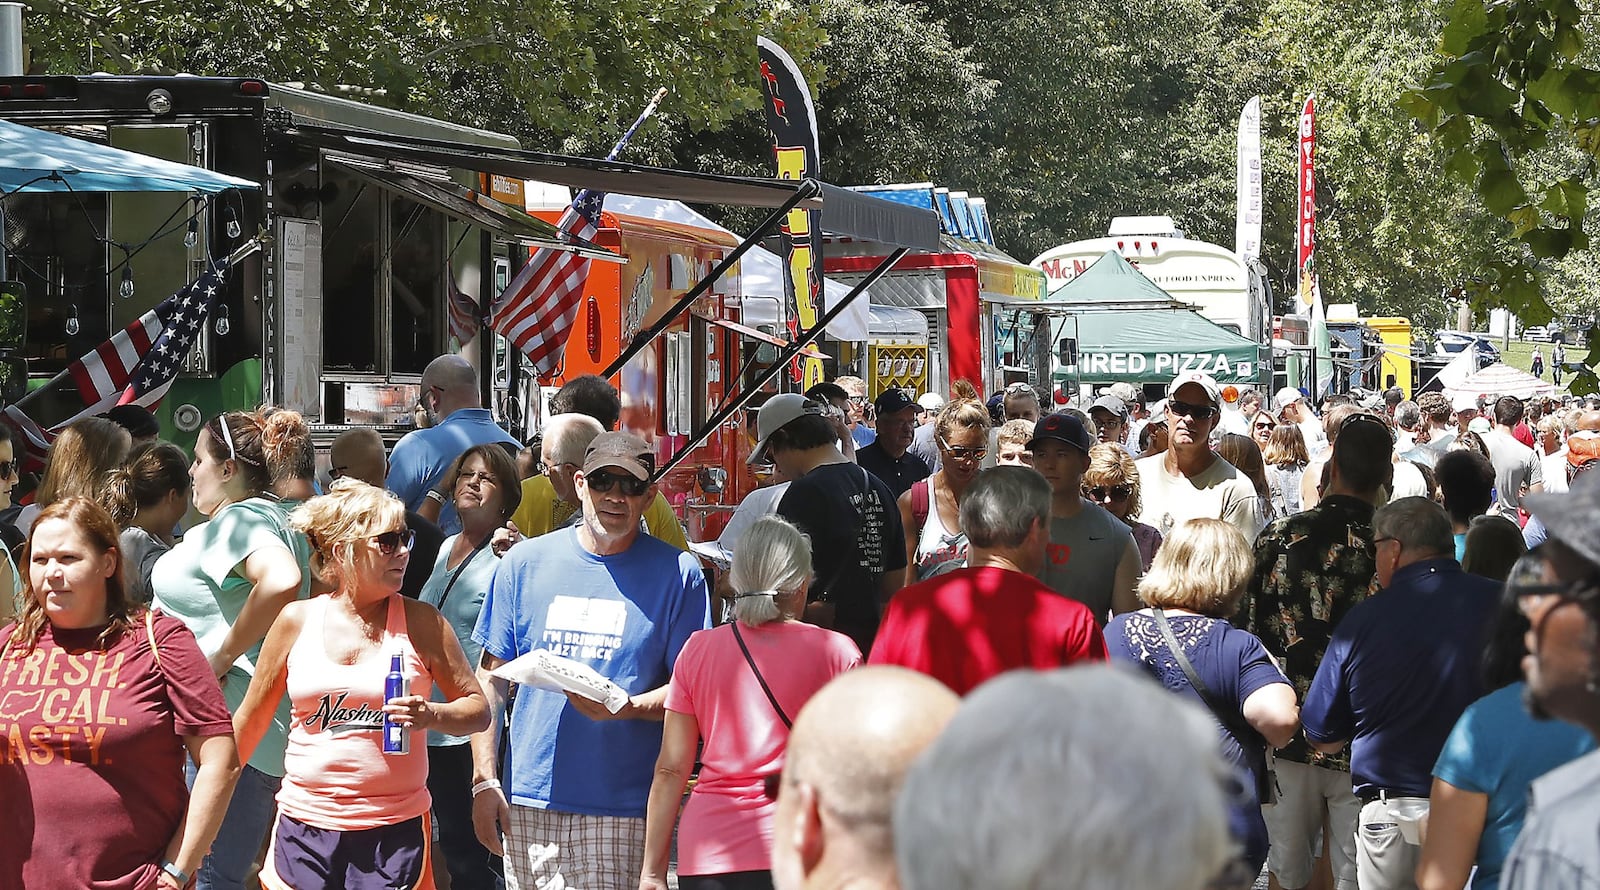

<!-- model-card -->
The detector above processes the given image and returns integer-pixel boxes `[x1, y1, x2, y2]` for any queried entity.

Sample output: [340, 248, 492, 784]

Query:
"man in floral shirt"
[1237, 412, 1393, 890]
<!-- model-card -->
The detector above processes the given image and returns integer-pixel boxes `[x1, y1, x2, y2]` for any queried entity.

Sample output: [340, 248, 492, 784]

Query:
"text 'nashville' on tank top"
[277, 594, 433, 830]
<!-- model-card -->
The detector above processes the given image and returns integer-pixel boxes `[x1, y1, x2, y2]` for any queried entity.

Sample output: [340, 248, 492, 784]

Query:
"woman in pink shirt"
[641, 516, 861, 890]
[235, 480, 488, 890]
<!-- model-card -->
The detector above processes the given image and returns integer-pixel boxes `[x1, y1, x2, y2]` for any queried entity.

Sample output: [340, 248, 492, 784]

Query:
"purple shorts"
[260, 811, 434, 890]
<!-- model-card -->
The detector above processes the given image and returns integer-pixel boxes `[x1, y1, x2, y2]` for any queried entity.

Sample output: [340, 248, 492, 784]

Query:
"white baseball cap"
[1275, 387, 1307, 411]
[1167, 371, 1221, 406]
[1452, 392, 1480, 413]
[917, 392, 945, 411]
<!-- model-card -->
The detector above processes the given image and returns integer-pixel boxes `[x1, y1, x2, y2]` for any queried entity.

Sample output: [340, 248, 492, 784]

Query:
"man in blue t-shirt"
[1302, 496, 1501, 890]
[386, 353, 520, 534]
[469, 431, 710, 889]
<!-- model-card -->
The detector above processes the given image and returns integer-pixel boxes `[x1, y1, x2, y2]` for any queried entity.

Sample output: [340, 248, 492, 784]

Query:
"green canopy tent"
[1045, 250, 1268, 386]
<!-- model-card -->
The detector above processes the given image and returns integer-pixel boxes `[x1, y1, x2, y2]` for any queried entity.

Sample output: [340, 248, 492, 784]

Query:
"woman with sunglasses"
[150, 409, 309, 890]
[641, 515, 860, 890]
[235, 479, 488, 890]
[1250, 409, 1277, 449]
[1083, 443, 1162, 572]
[418, 444, 521, 890]
[899, 386, 991, 581]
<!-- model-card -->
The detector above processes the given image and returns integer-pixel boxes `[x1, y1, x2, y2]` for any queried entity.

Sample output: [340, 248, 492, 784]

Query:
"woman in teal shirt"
[151, 410, 308, 890]
[1417, 552, 1595, 890]
[419, 443, 521, 890]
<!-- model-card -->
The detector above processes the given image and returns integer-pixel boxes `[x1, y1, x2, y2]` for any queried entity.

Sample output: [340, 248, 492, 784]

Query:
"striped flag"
[1, 260, 227, 469]
[447, 265, 481, 347]
[488, 189, 604, 374]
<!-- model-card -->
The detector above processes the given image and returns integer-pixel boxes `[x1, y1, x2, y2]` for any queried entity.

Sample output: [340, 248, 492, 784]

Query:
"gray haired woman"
[641, 516, 862, 890]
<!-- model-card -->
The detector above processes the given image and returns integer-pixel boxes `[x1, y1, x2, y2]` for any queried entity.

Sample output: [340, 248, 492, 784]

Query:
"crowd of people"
[5, 348, 1600, 890]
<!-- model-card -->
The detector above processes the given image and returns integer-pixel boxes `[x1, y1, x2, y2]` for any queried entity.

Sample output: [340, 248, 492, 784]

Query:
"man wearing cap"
[1299, 497, 1501, 890]
[1452, 392, 1481, 435]
[1278, 386, 1328, 455]
[470, 431, 710, 889]
[1030, 412, 1141, 623]
[1136, 372, 1263, 541]
[855, 389, 933, 500]
[1088, 394, 1132, 454]
[756, 394, 907, 653]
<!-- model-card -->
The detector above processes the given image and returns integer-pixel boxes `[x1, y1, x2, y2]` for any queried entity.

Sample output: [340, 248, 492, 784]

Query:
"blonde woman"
[899, 383, 991, 581]
[641, 516, 860, 890]
[1082, 443, 1161, 572]
[235, 479, 487, 890]
[1105, 518, 1299, 877]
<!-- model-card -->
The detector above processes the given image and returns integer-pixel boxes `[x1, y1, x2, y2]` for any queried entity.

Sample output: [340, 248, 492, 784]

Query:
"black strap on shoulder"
[731, 621, 790, 729]
[1150, 609, 1254, 743]
[435, 535, 492, 613]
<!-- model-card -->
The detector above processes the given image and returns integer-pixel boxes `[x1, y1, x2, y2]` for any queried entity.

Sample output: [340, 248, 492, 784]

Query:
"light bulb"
[184, 218, 198, 249]
[214, 305, 230, 336]
[224, 207, 241, 239]
[119, 266, 135, 299]
[65, 306, 79, 336]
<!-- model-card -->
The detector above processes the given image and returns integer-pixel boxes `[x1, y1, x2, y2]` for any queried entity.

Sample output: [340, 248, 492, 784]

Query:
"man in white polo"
[1138, 372, 1263, 541]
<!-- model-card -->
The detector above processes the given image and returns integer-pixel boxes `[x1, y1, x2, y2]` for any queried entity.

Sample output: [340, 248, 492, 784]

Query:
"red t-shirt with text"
[868, 565, 1108, 694]
[0, 612, 233, 889]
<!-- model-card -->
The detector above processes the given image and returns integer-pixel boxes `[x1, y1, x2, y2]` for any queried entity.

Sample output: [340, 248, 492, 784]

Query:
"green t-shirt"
[151, 497, 311, 776]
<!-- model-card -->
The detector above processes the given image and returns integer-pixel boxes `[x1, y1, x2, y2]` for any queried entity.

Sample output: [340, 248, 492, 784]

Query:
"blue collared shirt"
[386, 408, 519, 534]
[1302, 557, 1502, 797]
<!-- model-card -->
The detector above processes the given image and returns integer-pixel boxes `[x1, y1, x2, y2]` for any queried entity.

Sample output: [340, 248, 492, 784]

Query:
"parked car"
[1524, 325, 1553, 342]
[1434, 331, 1501, 369]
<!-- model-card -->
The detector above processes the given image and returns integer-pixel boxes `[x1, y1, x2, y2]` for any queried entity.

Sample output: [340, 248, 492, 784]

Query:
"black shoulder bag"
[731, 622, 790, 728]
[1150, 609, 1278, 804]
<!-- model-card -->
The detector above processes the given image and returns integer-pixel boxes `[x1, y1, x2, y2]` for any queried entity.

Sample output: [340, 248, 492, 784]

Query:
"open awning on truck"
[326, 154, 619, 260]
[0, 118, 258, 193]
[278, 122, 941, 250]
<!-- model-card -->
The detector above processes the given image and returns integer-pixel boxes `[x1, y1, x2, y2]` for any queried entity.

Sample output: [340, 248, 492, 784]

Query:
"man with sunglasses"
[1501, 469, 1600, 890]
[470, 431, 710, 889]
[855, 389, 932, 500]
[1028, 413, 1139, 624]
[1298, 497, 1501, 890]
[1238, 412, 1393, 890]
[387, 354, 520, 535]
[1135, 372, 1263, 542]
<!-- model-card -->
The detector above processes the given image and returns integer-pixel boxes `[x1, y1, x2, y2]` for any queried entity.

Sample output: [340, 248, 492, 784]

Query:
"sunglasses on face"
[1084, 484, 1133, 502]
[1253, 418, 1276, 429]
[586, 469, 651, 497]
[372, 529, 416, 555]
[938, 435, 987, 462]
[0, 460, 15, 480]
[1167, 400, 1218, 420]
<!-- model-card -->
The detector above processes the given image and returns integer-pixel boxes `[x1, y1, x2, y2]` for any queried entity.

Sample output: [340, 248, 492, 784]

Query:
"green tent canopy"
[1047, 249, 1179, 305]
[1057, 309, 1265, 385]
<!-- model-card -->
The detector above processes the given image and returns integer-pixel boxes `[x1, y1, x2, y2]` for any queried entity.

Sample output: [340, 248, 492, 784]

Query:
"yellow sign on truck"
[1364, 317, 1414, 397]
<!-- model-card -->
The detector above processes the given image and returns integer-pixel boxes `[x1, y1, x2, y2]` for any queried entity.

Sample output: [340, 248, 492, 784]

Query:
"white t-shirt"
[1134, 452, 1263, 542]
[1390, 460, 1429, 499]
[1542, 449, 1569, 495]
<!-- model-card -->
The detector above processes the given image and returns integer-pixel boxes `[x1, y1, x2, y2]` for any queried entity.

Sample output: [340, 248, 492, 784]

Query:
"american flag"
[488, 188, 604, 375]
[446, 267, 481, 347]
[1, 261, 227, 469]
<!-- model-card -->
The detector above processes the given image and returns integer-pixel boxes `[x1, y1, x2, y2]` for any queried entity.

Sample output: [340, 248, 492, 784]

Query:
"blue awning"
[0, 119, 257, 193]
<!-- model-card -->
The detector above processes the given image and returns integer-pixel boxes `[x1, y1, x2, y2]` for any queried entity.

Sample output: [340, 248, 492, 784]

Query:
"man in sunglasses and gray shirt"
[1134, 371, 1264, 542]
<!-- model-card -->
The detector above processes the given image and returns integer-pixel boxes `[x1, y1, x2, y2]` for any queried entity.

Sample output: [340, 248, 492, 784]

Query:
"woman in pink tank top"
[235, 480, 489, 890]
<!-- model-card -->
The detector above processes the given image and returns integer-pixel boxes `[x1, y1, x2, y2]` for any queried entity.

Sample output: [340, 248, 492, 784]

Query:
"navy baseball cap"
[874, 388, 917, 416]
[1027, 413, 1093, 455]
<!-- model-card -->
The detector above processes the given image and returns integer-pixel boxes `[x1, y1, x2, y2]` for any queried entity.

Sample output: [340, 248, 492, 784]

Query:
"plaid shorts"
[503, 805, 645, 890]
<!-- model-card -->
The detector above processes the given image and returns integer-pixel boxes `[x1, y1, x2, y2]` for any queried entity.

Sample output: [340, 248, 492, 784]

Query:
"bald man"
[387, 353, 520, 534]
[771, 666, 959, 890]
[331, 427, 444, 600]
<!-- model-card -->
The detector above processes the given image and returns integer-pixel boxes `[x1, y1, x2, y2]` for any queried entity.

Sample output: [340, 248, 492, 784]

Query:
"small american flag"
[447, 267, 481, 347]
[488, 188, 604, 375]
[115, 260, 228, 409]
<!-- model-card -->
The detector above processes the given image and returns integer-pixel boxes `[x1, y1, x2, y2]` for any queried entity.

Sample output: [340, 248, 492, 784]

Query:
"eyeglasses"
[1004, 382, 1036, 397]
[1167, 400, 1218, 420]
[1085, 484, 1133, 502]
[586, 469, 651, 497]
[1341, 412, 1390, 432]
[1253, 418, 1276, 429]
[0, 460, 16, 480]
[1372, 535, 1400, 548]
[938, 435, 987, 462]
[372, 529, 416, 555]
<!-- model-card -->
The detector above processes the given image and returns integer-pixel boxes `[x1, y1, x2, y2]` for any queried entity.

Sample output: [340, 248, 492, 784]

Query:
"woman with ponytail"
[640, 516, 860, 890]
[106, 441, 192, 603]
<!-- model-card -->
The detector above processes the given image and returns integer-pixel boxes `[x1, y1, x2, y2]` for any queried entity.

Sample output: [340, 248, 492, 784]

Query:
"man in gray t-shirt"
[1026, 412, 1140, 624]
[1485, 396, 1544, 516]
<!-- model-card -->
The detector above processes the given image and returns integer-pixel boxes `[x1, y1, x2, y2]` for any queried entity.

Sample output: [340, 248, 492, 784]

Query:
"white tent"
[1446, 362, 1558, 400]
[597, 194, 870, 342]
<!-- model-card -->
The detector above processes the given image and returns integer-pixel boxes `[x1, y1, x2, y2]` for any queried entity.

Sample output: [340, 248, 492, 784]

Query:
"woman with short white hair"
[640, 516, 861, 890]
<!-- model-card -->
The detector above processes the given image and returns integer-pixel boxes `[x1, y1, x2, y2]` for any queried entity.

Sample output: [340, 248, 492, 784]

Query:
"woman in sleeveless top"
[1263, 422, 1310, 519]
[235, 480, 488, 890]
[898, 385, 991, 581]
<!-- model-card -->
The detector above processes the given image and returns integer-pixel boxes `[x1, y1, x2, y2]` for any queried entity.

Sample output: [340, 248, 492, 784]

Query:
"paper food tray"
[490, 649, 630, 714]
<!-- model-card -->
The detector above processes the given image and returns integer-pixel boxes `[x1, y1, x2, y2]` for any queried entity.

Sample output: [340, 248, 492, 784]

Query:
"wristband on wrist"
[426, 489, 447, 504]
[471, 778, 502, 797]
[158, 859, 191, 887]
